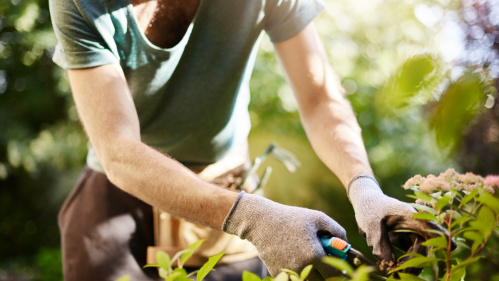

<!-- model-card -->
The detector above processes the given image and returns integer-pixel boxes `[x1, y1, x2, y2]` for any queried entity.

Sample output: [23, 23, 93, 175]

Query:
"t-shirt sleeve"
[49, 0, 119, 69]
[264, 0, 325, 43]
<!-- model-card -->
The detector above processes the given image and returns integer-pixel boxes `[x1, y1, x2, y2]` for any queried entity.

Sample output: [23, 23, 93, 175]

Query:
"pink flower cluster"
[403, 168, 498, 194]
[485, 175, 499, 188]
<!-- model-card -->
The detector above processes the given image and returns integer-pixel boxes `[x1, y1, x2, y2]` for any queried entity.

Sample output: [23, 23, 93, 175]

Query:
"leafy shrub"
[117, 240, 225, 281]
[325, 169, 499, 281]
[392, 169, 499, 281]
[117, 240, 317, 281]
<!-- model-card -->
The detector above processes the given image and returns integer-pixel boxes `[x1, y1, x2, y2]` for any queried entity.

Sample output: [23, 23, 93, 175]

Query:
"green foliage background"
[0, 0, 497, 280]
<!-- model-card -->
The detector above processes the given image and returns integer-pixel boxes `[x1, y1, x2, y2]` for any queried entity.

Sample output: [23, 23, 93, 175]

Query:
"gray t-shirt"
[50, 0, 324, 170]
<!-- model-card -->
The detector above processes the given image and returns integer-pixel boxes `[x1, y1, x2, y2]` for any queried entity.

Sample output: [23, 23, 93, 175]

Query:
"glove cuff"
[347, 175, 384, 209]
[221, 191, 247, 231]
[347, 174, 379, 196]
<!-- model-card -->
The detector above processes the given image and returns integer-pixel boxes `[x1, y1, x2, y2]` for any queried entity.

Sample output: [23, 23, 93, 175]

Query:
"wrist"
[222, 191, 275, 236]
[347, 174, 379, 195]
[222, 191, 247, 231]
[347, 175, 383, 207]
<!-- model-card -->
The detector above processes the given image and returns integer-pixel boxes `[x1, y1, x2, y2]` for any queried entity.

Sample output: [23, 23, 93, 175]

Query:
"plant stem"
[432, 263, 438, 281]
[444, 209, 455, 281]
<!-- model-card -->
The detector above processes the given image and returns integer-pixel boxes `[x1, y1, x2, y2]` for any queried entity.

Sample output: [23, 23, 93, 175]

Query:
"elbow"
[92, 138, 138, 190]
[98, 147, 123, 187]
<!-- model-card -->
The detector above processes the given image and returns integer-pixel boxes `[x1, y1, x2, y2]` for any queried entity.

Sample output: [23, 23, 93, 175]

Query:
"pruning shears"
[321, 237, 387, 280]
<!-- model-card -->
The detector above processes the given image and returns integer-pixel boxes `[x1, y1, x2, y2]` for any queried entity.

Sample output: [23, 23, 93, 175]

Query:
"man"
[49, 0, 418, 280]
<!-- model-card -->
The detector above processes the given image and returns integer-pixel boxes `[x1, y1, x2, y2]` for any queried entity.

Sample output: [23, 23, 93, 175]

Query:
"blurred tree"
[454, 0, 499, 176]
[0, 0, 86, 279]
[452, 1, 499, 279]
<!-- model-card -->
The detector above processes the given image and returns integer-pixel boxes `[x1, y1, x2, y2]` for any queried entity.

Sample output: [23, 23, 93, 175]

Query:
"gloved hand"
[347, 175, 449, 274]
[223, 191, 346, 280]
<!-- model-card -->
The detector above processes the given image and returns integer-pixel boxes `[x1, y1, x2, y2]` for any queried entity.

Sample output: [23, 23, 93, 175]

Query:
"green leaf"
[407, 186, 421, 192]
[477, 189, 499, 214]
[397, 253, 424, 261]
[300, 265, 313, 280]
[396, 273, 426, 281]
[263, 276, 274, 281]
[166, 268, 188, 281]
[180, 240, 205, 266]
[462, 229, 483, 242]
[115, 275, 131, 281]
[243, 270, 263, 281]
[409, 203, 437, 215]
[414, 191, 434, 203]
[451, 256, 481, 271]
[448, 267, 466, 281]
[389, 256, 440, 274]
[462, 229, 484, 253]
[444, 191, 455, 198]
[322, 256, 354, 276]
[170, 249, 190, 266]
[179, 251, 194, 267]
[350, 265, 375, 281]
[392, 229, 420, 234]
[451, 210, 462, 219]
[143, 264, 160, 268]
[471, 240, 481, 254]
[166, 271, 180, 281]
[421, 236, 448, 250]
[290, 275, 300, 281]
[387, 275, 397, 281]
[432, 191, 443, 199]
[156, 251, 171, 271]
[197, 252, 225, 281]
[281, 269, 299, 277]
[471, 206, 496, 240]
[422, 228, 446, 236]
[412, 212, 438, 222]
[429, 72, 486, 149]
[274, 272, 289, 281]
[187, 239, 205, 252]
[459, 189, 479, 208]
[450, 188, 462, 197]
[436, 195, 452, 211]
[375, 54, 441, 115]
[451, 216, 471, 229]
[406, 194, 419, 200]
[159, 267, 167, 279]
[453, 226, 478, 237]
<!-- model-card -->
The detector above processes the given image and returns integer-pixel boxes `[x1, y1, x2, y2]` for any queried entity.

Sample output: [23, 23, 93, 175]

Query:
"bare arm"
[67, 63, 238, 229]
[273, 23, 372, 189]
[274, 25, 439, 264]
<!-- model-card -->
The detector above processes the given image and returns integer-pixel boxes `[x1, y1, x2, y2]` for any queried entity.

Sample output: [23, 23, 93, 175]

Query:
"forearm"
[274, 23, 372, 189]
[102, 138, 238, 229]
[299, 91, 373, 189]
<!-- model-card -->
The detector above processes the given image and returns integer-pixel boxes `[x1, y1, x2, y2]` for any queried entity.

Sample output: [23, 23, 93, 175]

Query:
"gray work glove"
[223, 191, 346, 280]
[348, 175, 449, 274]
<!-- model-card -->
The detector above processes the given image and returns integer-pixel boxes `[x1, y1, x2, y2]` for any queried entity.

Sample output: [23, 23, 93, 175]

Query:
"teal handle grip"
[321, 237, 351, 260]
